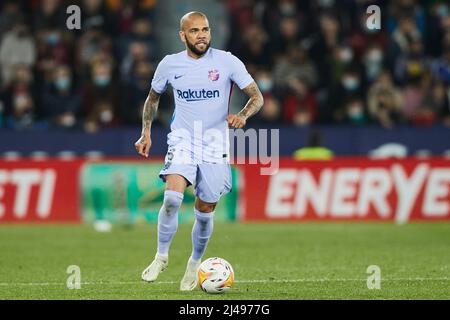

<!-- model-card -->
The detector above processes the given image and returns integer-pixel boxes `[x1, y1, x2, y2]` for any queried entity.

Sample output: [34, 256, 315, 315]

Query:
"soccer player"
[134, 11, 264, 291]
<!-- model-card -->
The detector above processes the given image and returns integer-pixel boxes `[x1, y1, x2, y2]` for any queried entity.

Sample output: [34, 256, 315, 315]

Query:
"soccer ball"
[198, 257, 234, 294]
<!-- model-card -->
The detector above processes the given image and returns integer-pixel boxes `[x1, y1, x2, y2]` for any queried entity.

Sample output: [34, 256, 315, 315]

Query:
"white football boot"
[141, 254, 168, 282]
[180, 258, 201, 291]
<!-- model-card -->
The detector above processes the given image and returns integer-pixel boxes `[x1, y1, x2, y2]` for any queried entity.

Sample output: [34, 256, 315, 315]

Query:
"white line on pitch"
[1, 277, 450, 287]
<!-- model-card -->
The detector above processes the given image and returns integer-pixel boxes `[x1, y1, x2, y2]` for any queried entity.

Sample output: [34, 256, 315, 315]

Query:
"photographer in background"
[293, 129, 334, 160]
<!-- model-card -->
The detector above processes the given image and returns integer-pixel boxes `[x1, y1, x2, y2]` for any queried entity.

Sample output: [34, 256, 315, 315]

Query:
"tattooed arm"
[227, 81, 264, 129]
[134, 88, 161, 157]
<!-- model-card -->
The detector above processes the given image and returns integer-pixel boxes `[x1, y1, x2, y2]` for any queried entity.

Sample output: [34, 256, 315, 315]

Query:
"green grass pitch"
[0, 222, 449, 299]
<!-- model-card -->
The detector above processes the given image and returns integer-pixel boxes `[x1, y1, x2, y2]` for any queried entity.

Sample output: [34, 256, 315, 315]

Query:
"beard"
[185, 36, 211, 56]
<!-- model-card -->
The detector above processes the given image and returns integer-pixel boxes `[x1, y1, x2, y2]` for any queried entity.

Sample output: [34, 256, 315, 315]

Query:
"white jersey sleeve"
[227, 53, 254, 90]
[151, 56, 170, 94]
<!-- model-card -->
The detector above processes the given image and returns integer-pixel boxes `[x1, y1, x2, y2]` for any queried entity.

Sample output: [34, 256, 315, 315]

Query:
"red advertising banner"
[241, 158, 450, 222]
[0, 159, 85, 223]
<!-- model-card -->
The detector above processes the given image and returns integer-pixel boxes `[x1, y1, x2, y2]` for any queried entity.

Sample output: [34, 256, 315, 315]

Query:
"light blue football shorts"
[159, 146, 232, 203]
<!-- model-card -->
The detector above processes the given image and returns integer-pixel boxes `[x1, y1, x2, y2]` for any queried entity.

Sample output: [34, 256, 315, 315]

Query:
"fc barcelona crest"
[208, 69, 220, 81]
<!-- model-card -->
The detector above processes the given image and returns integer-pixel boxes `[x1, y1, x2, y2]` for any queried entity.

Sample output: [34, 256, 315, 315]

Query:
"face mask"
[339, 48, 353, 63]
[46, 33, 60, 45]
[94, 75, 111, 87]
[348, 105, 364, 121]
[280, 3, 296, 16]
[342, 77, 360, 91]
[436, 5, 449, 18]
[366, 65, 381, 81]
[257, 78, 273, 93]
[100, 109, 113, 123]
[55, 78, 71, 91]
[367, 49, 383, 63]
[319, 0, 335, 8]
[14, 94, 30, 111]
[61, 114, 76, 127]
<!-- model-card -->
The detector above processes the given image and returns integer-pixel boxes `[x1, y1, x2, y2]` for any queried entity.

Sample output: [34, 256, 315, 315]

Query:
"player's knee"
[195, 200, 216, 213]
[163, 190, 183, 213]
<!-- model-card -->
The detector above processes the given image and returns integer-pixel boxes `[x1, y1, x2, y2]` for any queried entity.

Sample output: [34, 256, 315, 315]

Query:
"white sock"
[191, 209, 214, 261]
[157, 190, 183, 256]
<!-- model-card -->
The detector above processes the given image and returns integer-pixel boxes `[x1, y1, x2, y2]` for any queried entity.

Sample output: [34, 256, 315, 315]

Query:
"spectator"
[226, 0, 257, 34]
[431, 43, 450, 84]
[42, 65, 81, 128]
[81, 0, 116, 34]
[324, 65, 365, 123]
[367, 71, 404, 128]
[35, 27, 73, 85]
[254, 68, 274, 96]
[252, 95, 283, 126]
[283, 76, 317, 126]
[273, 44, 318, 93]
[309, 13, 343, 89]
[0, 1, 22, 39]
[328, 44, 356, 88]
[363, 44, 385, 83]
[419, 81, 449, 126]
[83, 60, 120, 131]
[237, 23, 271, 71]
[33, 0, 65, 30]
[117, 15, 158, 62]
[394, 37, 428, 85]
[387, 0, 426, 36]
[112, 1, 137, 35]
[260, 0, 300, 40]
[2, 65, 36, 130]
[272, 15, 303, 57]
[387, 13, 422, 70]
[339, 97, 368, 125]
[0, 20, 36, 86]
[424, 2, 449, 57]
[76, 26, 114, 80]
[120, 41, 150, 82]
[84, 100, 117, 132]
[401, 70, 428, 123]
[121, 60, 154, 125]
[347, 8, 387, 61]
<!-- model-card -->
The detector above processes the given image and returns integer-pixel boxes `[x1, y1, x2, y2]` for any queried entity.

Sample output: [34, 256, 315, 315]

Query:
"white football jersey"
[151, 47, 254, 163]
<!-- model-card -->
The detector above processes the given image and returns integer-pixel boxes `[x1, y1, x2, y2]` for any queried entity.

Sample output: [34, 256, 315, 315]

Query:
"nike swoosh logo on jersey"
[174, 74, 184, 79]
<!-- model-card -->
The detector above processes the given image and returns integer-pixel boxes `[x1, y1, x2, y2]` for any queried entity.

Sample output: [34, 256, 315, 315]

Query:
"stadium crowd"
[0, 0, 449, 132]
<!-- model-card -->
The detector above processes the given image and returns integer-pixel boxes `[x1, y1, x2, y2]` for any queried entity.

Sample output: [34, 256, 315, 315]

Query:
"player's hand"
[134, 131, 152, 158]
[227, 114, 246, 129]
